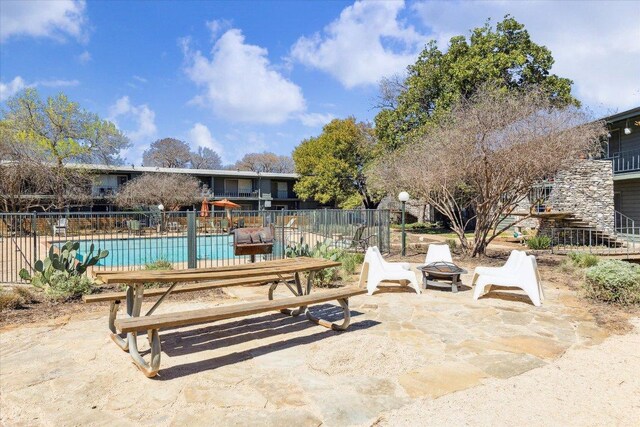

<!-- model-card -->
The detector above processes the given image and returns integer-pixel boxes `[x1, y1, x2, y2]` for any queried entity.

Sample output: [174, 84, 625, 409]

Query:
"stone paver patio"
[0, 266, 613, 426]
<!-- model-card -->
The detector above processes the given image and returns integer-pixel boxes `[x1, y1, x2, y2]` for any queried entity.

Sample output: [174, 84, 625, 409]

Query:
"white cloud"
[412, 0, 640, 112]
[77, 50, 91, 64]
[290, 0, 427, 88]
[183, 28, 306, 124]
[132, 75, 147, 84]
[188, 122, 227, 161]
[36, 79, 80, 88]
[206, 19, 231, 40]
[299, 112, 335, 127]
[0, 0, 88, 43]
[0, 76, 26, 101]
[0, 76, 81, 101]
[218, 129, 269, 164]
[108, 96, 157, 142]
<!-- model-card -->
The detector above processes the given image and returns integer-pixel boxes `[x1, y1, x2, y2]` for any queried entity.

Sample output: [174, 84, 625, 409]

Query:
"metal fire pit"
[233, 225, 275, 256]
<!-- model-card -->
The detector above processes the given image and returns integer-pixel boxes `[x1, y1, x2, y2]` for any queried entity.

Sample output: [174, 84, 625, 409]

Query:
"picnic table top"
[96, 257, 341, 284]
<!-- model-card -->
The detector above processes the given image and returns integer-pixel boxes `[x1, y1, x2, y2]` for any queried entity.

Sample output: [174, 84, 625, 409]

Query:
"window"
[224, 178, 253, 196]
[276, 182, 288, 198]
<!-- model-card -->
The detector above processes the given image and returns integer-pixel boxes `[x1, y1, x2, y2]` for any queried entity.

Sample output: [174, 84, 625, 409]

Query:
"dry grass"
[0, 286, 41, 311]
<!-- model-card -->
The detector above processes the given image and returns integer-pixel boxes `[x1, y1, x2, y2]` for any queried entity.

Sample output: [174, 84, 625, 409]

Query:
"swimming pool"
[69, 235, 248, 268]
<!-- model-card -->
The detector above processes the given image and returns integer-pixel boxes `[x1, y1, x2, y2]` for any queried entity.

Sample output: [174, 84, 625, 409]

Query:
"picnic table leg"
[127, 327, 161, 378]
[109, 284, 144, 351]
[306, 297, 351, 331]
[268, 271, 316, 317]
[108, 300, 128, 351]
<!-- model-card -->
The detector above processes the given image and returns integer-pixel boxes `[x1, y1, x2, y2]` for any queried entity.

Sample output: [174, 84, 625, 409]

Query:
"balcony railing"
[606, 148, 640, 174]
[213, 191, 259, 198]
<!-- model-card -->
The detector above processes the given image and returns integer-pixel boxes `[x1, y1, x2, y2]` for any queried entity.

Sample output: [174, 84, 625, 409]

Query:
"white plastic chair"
[53, 218, 68, 237]
[473, 250, 524, 277]
[359, 246, 420, 295]
[425, 244, 453, 264]
[472, 251, 544, 306]
[371, 246, 411, 271]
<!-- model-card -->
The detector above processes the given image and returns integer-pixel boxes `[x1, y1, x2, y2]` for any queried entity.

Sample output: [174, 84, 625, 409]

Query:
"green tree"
[293, 118, 382, 209]
[1, 88, 129, 210]
[375, 16, 579, 150]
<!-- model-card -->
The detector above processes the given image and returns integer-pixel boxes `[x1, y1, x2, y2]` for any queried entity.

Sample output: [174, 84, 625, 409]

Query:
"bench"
[84, 274, 296, 350]
[115, 286, 366, 377]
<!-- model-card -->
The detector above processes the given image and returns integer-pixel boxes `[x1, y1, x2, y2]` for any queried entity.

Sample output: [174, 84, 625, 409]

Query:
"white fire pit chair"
[359, 246, 420, 295]
[425, 243, 453, 264]
[472, 250, 544, 306]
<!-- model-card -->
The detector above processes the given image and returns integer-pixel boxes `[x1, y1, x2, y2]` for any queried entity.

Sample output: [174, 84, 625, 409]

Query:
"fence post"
[280, 210, 285, 258]
[387, 210, 391, 254]
[187, 211, 197, 268]
[32, 212, 38, 267]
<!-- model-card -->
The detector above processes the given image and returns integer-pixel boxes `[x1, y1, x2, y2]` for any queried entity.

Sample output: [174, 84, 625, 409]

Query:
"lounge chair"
[337, 224, 377, 252]
[359, 246, 420, 295]
[425, 243, 453, 264]
[128, 220, 141, 235]
[53, 218, 68, 237]
[220, 218, 229, 232]
[472, 250, 544, 306]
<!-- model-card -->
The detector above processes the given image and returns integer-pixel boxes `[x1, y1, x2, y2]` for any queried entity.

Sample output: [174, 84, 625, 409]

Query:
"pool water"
[70, 235, 245, 267]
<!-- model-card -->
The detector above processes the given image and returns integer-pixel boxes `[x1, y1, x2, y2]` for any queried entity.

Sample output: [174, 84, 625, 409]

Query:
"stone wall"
[548, 160, 615, 233]
[378, 196, 433, 223]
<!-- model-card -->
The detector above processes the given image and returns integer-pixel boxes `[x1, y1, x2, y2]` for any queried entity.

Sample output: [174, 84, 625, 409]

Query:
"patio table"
[95, 257, 341, 351]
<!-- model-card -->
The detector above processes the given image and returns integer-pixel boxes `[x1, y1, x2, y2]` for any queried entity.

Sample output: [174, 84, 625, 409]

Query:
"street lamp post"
[398, 191, 410, 256]
[158, 203, 165, 233]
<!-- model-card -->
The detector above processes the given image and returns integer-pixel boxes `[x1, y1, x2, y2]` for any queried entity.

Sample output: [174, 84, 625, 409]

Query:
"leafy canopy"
[375, 16, 579, 150]
[293, 118, 382, 209]
[1, 88, 129, 166]
[0, 88, 128, 210]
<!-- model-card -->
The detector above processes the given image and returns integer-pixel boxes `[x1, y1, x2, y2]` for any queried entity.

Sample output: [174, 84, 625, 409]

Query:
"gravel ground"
[375, 319, 640, 427]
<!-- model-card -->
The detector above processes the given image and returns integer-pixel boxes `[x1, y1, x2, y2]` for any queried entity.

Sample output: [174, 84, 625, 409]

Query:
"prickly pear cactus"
[21, 241, 109, 286]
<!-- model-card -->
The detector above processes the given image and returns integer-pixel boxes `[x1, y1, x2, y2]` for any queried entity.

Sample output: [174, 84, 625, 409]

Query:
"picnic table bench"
[86, 257, 366, 377]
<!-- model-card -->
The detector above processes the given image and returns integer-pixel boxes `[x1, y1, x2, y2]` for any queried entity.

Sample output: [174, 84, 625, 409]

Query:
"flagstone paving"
[0, 267, 617, 426]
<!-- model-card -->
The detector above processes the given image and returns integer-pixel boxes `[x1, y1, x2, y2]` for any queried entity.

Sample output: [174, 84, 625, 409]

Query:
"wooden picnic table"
[91, 257, 342, 354]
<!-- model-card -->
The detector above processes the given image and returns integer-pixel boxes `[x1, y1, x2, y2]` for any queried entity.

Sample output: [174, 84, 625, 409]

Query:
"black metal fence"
[550, 227, 640, 257]
[0, 209, 390, 284]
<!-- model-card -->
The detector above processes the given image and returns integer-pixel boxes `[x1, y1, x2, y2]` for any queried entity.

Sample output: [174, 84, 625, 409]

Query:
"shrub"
[0, 286, 40, 311]
[584, 260, 640, 305]
[142, 259, 174, 289]
[33, 271, 94, 300]
[567, 252, 599, 268]
[391, 222, 447, 233]
[286, 238, 364, 286]
[341, 253, 364, 276]
[445, 238, 458, 254]
[526, 235, 551, 250]
[144, 259, 173, 271]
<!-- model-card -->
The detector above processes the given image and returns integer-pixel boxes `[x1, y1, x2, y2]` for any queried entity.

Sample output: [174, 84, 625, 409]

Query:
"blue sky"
[1, 0, 639, 166]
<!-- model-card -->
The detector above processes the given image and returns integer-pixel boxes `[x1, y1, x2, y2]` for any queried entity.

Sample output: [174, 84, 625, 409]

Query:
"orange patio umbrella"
[211, 198, 240, 224]
[200, 198, 210, 217]
[211, 199, 241, 209]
